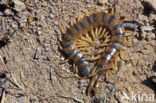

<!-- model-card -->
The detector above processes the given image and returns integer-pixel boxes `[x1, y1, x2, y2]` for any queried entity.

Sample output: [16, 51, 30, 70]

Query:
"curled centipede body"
[60, 8, 135, 95]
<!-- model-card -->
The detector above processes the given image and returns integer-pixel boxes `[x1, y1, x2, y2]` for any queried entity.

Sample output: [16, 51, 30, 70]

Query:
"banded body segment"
[78, 11, 108, 32]
[62, 37, 91, 76]
[97, 18, 125, 69]
[86, 11, 109, 28]
[62, 16, 97, 76]
[98, 43, 120, 69]
[107, 16, 125, 34]
[102, 13, 114, 27]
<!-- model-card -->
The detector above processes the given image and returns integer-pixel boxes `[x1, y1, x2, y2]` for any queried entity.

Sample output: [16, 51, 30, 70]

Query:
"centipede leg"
[93, 75, 103, 95]
[96, 49, 106, 55]
[87, 69, 102, 95]
[58, 73, 87, 79]
[76, 41, 89, 48]
[85, 33, 93, 43]
[58, 28, 66, 50]
[58, 42, 63, 50]
[59, 59, 69, 64]
[73, 63, 78, 73]
[87, 55, 101, 61]
[87, 67, 112, 95]
[122, 37, 133, 47]
[87, 74, 99, 95]
[100, 42, 109, 47]
[119, 48, 129, 62]
[77, 13, 85, 21]
[111, 6, 115, 14]
[107, 68, 116, 82]
[81, 52, 92, 55]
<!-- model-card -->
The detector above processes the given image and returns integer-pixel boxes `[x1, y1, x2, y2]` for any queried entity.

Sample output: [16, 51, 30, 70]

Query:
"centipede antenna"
[123, 23, 137, 30]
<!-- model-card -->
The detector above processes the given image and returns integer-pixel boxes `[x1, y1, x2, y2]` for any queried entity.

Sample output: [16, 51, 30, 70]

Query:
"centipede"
[59, 7, 135, 95]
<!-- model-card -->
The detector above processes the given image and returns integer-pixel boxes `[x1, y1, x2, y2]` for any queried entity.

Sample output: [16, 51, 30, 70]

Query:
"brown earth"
[0, 0, 156, 103]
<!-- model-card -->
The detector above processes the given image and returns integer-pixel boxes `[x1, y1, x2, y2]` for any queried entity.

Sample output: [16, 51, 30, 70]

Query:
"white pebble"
[49, 13, 54, 19]
[60, 57, 65, 61]
[37, 31, 42, 35]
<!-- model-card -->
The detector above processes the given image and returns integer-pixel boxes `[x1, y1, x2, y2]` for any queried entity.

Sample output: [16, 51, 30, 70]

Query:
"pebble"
[37, 31, 42, 35]
[13, 0, 26, 12]
[132, 38, 138, 44]
[147, 33, 155, 40]
[152, 76, 156, 83]
[4, 9, 13, 15]
[141, 26, 154, 31]
[49, 13, 54, 19]
[60, 57, 65, 61]
[82, 90, 86, 94]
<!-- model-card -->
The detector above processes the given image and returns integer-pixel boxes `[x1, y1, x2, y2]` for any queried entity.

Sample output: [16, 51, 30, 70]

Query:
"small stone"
[82, 90, 86, 94]
[4, 9, 13, 15]
[141, 50, 149, 55]
[60, 57, 65, 61]
[37, 31, 42, 35]
[11, 23, 18, 29]
[141, 26, 154, 31]
[147, 33, 155, 40]
[49, 13, 54, 19]
[141, 32, 147, 39]
[13, 0, 26, 12]
[132, 38, 138, 44]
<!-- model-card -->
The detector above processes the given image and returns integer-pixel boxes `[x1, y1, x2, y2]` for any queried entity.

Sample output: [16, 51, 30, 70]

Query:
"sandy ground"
[0, 0, 156, 103]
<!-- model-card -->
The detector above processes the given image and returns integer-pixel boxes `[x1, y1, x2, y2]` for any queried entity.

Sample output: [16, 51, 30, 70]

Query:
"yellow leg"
[76, 40, 89, 46]
[91, 29, 96, 41]
[119, 49, 129, 62]
[70, 18, 76, 26]
[58, 42, 63, 50]
[58, 29, 66, 50]
[77, 13, 84, 21]
[77, 48, 90, 51]
[122, 37, 133, 47]
[76, 44, 89, 48]
[100, 42, 109, 47]
[95, 27, 99, 39]
[85, 33, 93, 43]
[99, 28, 107, 38]
[59, 59, 69, 64]
[111, 61, 116, 71]
[93, 74, 104, 95]
[80, 35, 93, 44]
[86, 55, 101, 61]
[103, 32, 110, 40]
[96, 49, 105, 54]
[114, 57, 119, 68]
[87, 75, 99, 95]
[73, 63, 78, 73]
[96, 27, 103, 37]
[81, 52, 92, 55]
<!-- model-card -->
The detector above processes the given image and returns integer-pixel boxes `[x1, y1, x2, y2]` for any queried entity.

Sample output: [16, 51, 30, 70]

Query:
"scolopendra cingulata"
[59, 7, 136, 96]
